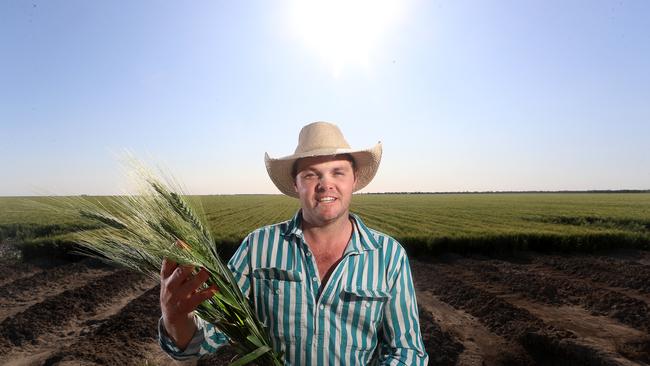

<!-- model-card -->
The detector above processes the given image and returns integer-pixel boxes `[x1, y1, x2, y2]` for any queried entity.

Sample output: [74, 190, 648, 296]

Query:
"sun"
[289, 0, 405, 77]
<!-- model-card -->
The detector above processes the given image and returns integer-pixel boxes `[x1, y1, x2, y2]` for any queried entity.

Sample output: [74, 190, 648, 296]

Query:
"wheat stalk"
[52, 158, 283, 366]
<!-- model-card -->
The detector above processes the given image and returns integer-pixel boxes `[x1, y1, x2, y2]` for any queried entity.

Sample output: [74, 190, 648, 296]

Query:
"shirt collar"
[348, 213, 381, 254]
[282, 210, 304, 238]
[282, 210, 381, 254]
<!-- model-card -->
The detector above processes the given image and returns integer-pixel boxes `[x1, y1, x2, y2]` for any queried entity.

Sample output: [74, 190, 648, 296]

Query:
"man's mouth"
[317, 196, 337, 203]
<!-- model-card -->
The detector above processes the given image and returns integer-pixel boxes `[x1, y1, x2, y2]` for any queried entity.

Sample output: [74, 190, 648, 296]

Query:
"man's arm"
[159, 236, 252, 360]
[379, 249, 429, 365]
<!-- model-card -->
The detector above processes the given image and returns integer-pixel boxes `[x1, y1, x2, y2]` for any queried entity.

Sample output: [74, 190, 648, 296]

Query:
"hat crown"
[295, 121, 351, 154]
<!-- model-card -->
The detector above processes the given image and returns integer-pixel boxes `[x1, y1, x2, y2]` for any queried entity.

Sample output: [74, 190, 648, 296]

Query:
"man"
[159, 122, 428, 365]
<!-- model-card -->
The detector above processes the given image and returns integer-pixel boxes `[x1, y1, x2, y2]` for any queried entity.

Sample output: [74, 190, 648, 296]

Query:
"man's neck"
[301, 211, 353, 285]
[301, 211, 352, 248]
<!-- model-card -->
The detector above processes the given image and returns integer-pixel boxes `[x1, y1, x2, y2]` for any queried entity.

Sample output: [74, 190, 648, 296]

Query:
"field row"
[410, 251, 650, 365]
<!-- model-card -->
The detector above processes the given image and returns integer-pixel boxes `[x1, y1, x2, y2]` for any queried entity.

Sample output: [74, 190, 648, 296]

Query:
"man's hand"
[160, 242, 217, 350]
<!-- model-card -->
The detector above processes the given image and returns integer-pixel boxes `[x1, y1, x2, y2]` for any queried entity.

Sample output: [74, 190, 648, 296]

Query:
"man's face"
[293, 155, 357, 226]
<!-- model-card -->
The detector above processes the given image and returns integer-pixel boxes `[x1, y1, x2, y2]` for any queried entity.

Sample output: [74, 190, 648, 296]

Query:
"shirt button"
[306, 252, 311, 257]
[275, 289, 281, 295]
[312, 276, 318, 282]
[365, 303, 371, 308]
[319, 304, 325, 310]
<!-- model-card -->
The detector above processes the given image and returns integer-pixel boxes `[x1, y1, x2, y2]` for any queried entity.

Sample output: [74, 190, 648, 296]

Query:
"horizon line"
[2, 189, 649, 198]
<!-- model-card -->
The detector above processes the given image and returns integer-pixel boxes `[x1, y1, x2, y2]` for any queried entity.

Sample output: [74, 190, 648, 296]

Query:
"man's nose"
[316, 175, 334, 191]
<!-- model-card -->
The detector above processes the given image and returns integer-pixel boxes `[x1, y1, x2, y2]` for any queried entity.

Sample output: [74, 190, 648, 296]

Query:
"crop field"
[2, 193, 649, 256]
[0, 193, 649, 365]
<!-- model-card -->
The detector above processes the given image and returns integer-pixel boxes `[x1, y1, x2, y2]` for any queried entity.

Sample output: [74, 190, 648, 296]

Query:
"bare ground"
[0, 249, 648, 365]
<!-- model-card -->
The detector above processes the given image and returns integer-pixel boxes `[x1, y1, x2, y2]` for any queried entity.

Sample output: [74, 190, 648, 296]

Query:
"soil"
[0, 248, 648, 365]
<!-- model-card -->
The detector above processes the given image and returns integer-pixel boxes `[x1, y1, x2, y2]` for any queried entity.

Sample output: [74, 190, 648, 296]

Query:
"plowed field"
[1, 249, 649, 365]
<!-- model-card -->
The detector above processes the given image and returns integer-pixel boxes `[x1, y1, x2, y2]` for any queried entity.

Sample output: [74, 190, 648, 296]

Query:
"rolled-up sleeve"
[158, 314, 228, 360]
[158, 236, 252, 360]
[379, 250, 429, 365]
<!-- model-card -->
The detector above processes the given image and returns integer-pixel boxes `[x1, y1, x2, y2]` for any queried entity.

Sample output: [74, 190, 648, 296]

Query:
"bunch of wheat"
[58, 160, 283, 366]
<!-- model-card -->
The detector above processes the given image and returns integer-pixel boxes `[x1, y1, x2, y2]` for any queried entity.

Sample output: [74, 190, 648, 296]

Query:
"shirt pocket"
[336, 286, 392, 349]
[252, 268, 303, 344]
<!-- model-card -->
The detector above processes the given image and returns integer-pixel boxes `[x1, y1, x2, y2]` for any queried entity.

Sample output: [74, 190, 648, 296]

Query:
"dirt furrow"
[0, 269, 146, 357]
[411, 260, 633, 366]
[533, 253, 650, 294]
[506, 298, 650, 366]
[0, 280, 157, 366]
[447, 260, 650, 366]
[526, 263, 650, 306]
[450, 257, 650, 334]
[0, 260, 115, 322]
[416, 289, 530, 366]
[637, 251, 650, 266]
[0, 262, 41, 287]
[43, 285, 164, 366]
[417, 306, 464, 366]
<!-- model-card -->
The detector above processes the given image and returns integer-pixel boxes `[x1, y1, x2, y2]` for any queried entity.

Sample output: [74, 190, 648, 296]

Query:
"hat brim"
[264, 142, 382, 198]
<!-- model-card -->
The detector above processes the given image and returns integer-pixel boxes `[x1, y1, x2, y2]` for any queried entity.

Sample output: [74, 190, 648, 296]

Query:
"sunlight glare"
[289, 0, 405, 77]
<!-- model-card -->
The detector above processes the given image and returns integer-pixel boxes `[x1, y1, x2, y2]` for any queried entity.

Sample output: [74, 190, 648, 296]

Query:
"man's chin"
[320, 210, 350, 223]
[306, 211, 340, 224]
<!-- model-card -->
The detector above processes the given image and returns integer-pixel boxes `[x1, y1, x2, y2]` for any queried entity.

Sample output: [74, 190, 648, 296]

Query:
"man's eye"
[303, 173, 315, 178]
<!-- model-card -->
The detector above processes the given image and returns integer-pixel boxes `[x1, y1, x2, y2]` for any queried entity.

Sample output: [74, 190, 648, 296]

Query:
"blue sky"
[1, 0, 648, 196]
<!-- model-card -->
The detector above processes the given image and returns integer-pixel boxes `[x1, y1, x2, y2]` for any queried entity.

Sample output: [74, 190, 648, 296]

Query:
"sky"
[1, 0, 649, 196]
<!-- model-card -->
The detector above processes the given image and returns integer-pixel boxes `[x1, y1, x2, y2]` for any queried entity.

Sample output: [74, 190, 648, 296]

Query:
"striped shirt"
[159, 211, 428, 365]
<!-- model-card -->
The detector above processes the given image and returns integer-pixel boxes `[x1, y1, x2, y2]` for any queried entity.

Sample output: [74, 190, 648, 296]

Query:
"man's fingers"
[178, 268, 210, 298]
[188, 285, 218, 310]
[161, 258, 177, 279]
[167, 264, 195, 289]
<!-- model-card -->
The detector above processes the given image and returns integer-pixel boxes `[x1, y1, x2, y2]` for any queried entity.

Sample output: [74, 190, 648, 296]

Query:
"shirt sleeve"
[158, 314, 228, 360]
[158, 235, 253, 360]
[378, 248, 429, 365]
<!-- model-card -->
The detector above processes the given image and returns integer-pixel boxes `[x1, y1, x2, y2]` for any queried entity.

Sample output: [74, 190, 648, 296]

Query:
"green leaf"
[246, 334, 264, 348]
[228, 345, 271, 366]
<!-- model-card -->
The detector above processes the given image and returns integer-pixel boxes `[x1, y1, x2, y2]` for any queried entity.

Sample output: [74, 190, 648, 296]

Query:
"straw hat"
[264, 121, 382, 198]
